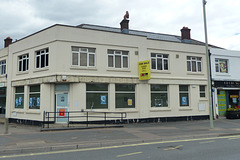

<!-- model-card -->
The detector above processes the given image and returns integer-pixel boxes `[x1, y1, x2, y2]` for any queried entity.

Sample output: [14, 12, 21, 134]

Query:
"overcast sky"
[0, 0, 240, 50]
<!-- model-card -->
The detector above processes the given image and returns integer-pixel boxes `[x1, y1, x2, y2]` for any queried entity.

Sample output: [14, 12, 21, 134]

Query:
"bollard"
[4, 118, 8, 134]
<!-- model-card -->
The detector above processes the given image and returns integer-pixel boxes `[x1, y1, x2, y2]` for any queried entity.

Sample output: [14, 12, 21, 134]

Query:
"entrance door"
[56, 93, 69, 123]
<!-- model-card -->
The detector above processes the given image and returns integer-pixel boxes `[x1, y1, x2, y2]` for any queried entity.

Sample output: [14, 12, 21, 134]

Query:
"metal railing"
[42, 110, 127, 128]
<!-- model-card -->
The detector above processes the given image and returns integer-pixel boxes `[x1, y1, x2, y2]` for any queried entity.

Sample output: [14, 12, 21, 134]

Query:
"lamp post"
[202, 0, 214, 129]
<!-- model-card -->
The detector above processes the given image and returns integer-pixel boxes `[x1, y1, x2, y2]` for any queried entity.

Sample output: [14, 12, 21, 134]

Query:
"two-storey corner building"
[211, 48, 240, 118]
[3, 18, 213, 124]
[0, 37, 11, 117]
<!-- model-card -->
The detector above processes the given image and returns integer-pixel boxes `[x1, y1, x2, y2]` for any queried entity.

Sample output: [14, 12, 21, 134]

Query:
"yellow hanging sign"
[138, 60, 151, 80]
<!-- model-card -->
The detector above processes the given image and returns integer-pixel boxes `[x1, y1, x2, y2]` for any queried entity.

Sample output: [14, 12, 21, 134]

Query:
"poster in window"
[29, 98, 33, 107]
[100, 95, 107, 104]
[18, 97, 22, 105]
[155, 99, 162, 107]
[182, 97, 187, 105]
[128, 99, 132, 106]
[15, 98, 19, 106]
[37, 97, 40, 106]
[59, 109, 65, 117]
[219, 60, 227, 73]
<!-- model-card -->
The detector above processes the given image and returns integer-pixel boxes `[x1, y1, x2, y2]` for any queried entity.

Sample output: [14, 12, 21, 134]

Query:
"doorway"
[55, 84, 69, 123]
[56, 93, 69, 123]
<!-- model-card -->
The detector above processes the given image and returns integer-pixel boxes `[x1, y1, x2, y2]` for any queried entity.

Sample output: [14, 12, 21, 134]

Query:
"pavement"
[1, 117, 240, 155]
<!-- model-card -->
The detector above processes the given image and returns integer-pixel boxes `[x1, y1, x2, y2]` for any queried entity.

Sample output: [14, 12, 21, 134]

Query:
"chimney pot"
[181, 27, 191, 40]
[120, 11, 129, 33]
[4, 37, 12, 48]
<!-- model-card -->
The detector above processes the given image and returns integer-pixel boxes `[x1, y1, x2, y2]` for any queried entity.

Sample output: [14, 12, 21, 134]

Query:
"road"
[1, 135, 240, 160]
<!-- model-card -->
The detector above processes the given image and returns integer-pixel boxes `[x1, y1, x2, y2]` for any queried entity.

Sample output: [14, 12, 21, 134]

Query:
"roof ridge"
[78, 23, 180, 37]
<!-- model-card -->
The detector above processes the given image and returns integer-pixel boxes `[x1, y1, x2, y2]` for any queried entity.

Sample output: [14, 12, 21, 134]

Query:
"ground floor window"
[86, 84, 108, 109]
[179, 85, 189, 106]
[200, 85, 206, 98]
[0, 87, 6, 114]
[151, 84, 168, 107]
[29, 85, 40, 109]
[15, 86, 24, 109]
[115, 84, 135, 108]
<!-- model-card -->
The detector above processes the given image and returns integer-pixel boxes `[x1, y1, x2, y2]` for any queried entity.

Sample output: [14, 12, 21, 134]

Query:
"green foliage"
[227, 107, 240, 111]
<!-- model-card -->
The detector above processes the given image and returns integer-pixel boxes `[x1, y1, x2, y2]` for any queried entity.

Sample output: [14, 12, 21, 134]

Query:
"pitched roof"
[78, 24, 220, 48]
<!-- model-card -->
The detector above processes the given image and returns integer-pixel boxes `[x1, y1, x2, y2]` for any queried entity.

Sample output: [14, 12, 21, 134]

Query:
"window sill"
[16, 71, 29, 76]
[151, 70, 171, 74]
[107, 68, 131, 72]
[70, 66, 97, 71]
[26, 110, 41, 114]
[0, 74, 6, 78]
[179, 107, 192, 111]
[215, 73, 231, 76]
[12, 109, 24, 113]
[150, 107, 171, 112]
[187, 72, 204, 76]
[33, 68, 49, 73]
[85, 109, 109, 112]
[115, 108, 138, 113]
[200, 98, 208, 101]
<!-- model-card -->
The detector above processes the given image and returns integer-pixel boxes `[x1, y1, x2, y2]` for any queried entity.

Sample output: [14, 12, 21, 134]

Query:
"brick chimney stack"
[120, 11, 129, 33]
[181, 27, 191, 40]
[4, 37, 12, 48]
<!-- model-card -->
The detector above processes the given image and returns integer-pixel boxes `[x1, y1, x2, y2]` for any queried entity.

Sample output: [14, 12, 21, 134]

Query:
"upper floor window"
[18, 54, 29, 72]
[215, 59, 228, 73]
[36, 48, 49, 69]
[187, 56, 202, 72]
[108, 50, 128, 68]
[0, 60, 6, 75]
[151, 53, 168, 70]
[72, 47, 95, 67]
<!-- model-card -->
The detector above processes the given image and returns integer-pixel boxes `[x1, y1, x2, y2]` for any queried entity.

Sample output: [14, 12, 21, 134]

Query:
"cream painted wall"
[5, 24, 209, 122]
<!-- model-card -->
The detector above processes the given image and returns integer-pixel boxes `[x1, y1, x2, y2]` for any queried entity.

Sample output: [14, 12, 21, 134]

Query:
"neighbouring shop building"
[0, 16, 219, 124]
[211, 48, 240, 118]
[0, 46, 8, 116]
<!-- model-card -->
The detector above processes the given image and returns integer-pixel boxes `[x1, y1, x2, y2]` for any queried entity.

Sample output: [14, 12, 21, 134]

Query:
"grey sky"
[1, 0, 240, 50]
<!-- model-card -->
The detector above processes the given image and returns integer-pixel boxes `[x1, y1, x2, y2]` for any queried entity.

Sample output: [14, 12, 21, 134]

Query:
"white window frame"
[36, 48, 49, 69]
[187, 56, 202, 72]
[199, 85, 206, 98]
[71, 47, 96, 67]
[179, 85, 189, 106]
[151, 53, 168, 70]
[18, 54, 29, 72]
[215, 59, 228, 73]
[0, 60, 6, 75]
[108, 50, 129, 69]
